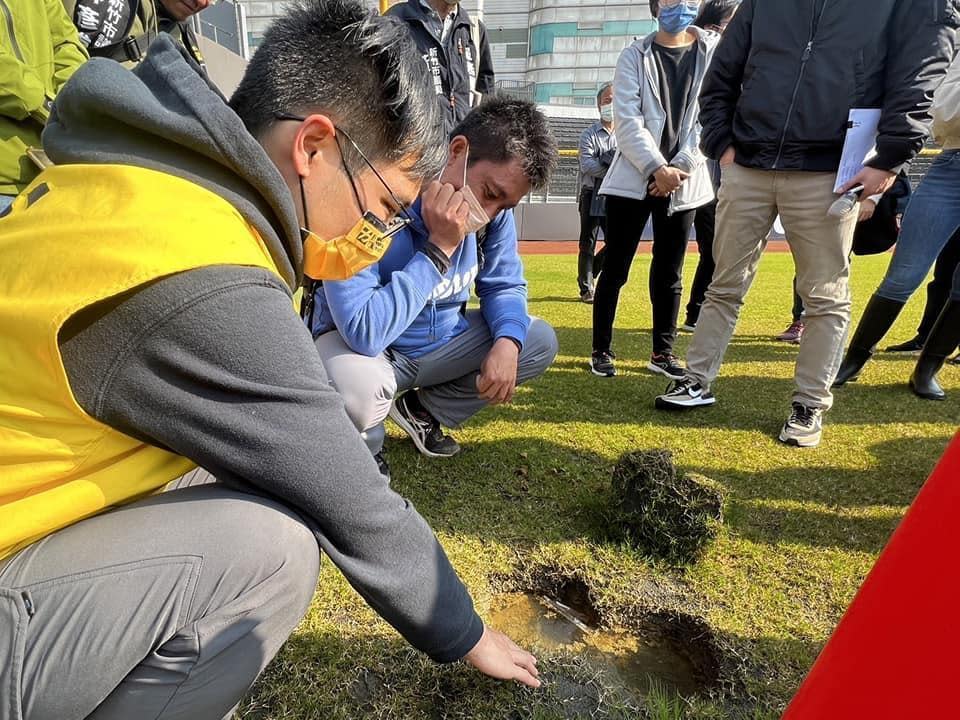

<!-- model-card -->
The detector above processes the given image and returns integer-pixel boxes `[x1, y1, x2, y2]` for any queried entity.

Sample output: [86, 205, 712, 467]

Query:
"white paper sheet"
[834, 108, 882, 192]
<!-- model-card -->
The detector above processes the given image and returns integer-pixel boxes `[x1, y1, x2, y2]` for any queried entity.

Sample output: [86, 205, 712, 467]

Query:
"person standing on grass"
[679, 0, 741, 334]
[0, 3, 542, 718]
[883, 228, 960, 359]
[834, 51, 960, 399]
[589, 0, 718, 379]
[655, 0, 958, 448]
[576, 82, 617, 304]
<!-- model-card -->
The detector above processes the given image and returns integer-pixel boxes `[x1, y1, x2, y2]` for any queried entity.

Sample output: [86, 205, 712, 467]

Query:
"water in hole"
[488, 593, 702, 697]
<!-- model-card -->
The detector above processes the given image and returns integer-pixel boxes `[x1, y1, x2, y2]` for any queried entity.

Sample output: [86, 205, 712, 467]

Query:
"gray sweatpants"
[316, 310, 559, 454]
[0, 472, 320, 720]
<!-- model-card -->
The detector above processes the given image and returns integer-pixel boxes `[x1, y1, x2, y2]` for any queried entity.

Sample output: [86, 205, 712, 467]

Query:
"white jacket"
[600, 27, 719, 215]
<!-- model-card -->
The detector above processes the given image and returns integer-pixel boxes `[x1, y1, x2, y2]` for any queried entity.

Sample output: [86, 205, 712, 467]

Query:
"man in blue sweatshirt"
[310, 97, 559, 468]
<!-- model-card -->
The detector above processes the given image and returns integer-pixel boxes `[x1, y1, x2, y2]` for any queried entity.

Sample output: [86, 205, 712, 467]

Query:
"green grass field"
[237, 251, 959, 720]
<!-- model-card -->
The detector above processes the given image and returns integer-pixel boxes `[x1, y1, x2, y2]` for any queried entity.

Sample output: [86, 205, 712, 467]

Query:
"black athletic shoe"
[655, 376, 716, 409]
[590, 350, 616, 377]
[374, 450, 391, 480]
[885, 336, 925, 353]
[388, 392, 461, 458]
[647, 352, 686, 380]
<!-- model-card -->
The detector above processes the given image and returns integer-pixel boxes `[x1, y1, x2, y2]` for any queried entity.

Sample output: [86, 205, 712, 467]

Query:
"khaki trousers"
[685, 164, 859, 411]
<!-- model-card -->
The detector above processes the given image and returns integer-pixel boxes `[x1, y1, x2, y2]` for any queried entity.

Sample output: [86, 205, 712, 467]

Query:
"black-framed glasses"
[274, 112, 413, 238]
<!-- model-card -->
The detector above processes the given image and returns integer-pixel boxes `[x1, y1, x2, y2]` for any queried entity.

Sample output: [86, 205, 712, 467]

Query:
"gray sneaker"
[778, 402, 823, 448]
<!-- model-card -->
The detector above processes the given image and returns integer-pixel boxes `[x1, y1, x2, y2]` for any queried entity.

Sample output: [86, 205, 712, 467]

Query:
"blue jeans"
[877, 150, 960, 303]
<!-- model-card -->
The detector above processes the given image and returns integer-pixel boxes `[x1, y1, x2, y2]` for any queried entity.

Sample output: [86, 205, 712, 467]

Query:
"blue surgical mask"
[658, 2, 699, 34]
[600, 104, 614, 123]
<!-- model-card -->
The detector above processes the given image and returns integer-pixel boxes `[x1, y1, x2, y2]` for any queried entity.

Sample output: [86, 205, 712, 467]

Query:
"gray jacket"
[600, 27, 719, 214]
[43, 37, 483, 663]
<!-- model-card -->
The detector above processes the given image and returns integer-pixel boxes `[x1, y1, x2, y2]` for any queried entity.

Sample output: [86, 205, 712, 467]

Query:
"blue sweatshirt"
[312, 199, 529, 359]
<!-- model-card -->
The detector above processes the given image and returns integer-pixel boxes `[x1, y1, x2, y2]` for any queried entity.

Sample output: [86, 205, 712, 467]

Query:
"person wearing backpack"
[62, 0, 208, 67]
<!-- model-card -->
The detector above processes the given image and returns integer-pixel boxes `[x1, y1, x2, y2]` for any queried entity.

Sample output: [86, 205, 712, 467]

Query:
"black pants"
[593, 194, 695, 355]
[578, 189, 607, 293]
[684, 199, 717, 325]
[917, 228, 960, 339]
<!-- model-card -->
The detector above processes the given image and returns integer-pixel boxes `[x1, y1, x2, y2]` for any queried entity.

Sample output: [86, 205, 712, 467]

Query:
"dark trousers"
[578, 188, 606, 293]
[684, 199, 717, 325]
[917, 228, 960, 338]
[792, 276, 805, 322]
[593, 194, 695, 355]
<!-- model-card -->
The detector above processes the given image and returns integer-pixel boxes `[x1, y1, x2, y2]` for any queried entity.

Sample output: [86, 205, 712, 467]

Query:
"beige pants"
[686, 164, 859, 411]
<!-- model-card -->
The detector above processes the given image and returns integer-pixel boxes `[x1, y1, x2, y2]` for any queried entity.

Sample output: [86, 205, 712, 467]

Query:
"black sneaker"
[590, 350, 616, 377]
[885, 335, 925, 353]
[778, 402, 823, 448]
[388, 392, 461, 458]
[374, 450, 391, 480]
[647, 352, 686, 380]
[655, 376, 716, 410]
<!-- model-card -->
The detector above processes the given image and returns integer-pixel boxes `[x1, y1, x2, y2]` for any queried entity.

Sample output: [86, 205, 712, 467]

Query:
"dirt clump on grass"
[606, 449, 725, 565]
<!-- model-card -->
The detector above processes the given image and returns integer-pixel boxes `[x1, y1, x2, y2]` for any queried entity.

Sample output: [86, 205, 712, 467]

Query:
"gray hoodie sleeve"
[59, 265, 484, 663]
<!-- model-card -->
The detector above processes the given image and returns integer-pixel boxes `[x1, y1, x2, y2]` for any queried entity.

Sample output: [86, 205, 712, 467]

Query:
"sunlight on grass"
[238, 252, 958, 720]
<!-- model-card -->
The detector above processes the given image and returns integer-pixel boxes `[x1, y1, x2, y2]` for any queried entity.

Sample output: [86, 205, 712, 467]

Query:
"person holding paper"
[834, 53, 960, 400]
[654, 0, 958, 448]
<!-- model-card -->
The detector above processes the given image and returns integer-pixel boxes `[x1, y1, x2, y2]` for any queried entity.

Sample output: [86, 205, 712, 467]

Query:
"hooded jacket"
[600, 27, 719, 214]
[387, 0, 495, 136]
[0, 0, 87, 194]
[312, 198, 529, 359]
[0, 36, 482, 663]
[700, 0, 959, 173]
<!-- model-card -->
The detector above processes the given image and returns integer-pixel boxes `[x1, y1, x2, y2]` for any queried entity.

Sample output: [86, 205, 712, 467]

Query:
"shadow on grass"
[386, 431, 951, 556]
[689, 434, 953, 553]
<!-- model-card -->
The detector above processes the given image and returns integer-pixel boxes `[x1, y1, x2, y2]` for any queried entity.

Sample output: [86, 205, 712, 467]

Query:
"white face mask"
[600, 104, 614, 123]
[460, 149, 490, 235]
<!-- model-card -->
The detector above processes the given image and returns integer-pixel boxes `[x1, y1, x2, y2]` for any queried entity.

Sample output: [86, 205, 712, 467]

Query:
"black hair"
[596, 82, 613, 108]
[229, 0, 446, 180]
[694, 0, 741, 29]
[450, 96, 558, 191]
[649, 0, 659, 17]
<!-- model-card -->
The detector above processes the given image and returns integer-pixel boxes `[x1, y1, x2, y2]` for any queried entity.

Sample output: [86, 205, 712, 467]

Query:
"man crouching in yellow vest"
[0, 0, 541, 716]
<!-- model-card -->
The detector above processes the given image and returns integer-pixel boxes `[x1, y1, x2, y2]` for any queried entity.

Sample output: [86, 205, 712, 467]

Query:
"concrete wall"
[515, 202, 581, 241]
[198, 36, 248, 98]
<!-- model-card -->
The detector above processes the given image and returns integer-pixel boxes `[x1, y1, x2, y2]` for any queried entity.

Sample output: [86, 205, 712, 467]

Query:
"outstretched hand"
[464, 624, 541, 688]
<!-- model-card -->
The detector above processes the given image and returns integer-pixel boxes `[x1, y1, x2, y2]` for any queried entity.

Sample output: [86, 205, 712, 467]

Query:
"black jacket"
[387, 1, 495, 136]
[700, 0, 959, 172]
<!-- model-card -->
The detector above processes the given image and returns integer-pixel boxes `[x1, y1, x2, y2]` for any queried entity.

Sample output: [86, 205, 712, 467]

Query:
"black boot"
[833, 295, 906, 387]
[910, 300, 960, 401]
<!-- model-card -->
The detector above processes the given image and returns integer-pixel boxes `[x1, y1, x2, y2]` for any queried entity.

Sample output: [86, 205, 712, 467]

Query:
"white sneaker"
[655, 376, 716, 410]
[778, 402, 823, 447]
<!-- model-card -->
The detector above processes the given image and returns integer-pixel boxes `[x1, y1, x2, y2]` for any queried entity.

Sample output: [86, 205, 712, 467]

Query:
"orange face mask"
[300, 212, 393, 281]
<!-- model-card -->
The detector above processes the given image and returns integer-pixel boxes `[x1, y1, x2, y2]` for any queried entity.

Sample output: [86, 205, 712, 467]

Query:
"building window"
[505, 43, 528, 59]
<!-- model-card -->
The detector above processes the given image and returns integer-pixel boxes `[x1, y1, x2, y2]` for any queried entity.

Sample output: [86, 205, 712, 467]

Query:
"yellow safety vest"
[0, 164, 284, 560]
